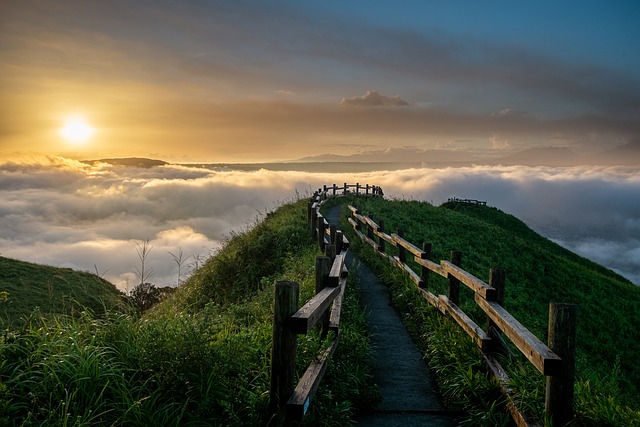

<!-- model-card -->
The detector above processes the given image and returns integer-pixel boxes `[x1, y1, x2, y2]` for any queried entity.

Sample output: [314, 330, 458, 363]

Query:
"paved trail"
[325, 206, 459, 427]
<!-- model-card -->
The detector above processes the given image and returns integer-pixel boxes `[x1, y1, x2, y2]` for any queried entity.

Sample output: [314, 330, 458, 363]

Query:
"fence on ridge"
[269, 183, 576, 427]
[269, 183, 382, 422]
[347, 203, 577, 427]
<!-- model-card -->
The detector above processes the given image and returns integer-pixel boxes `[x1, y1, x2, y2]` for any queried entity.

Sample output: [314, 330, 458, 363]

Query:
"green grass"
[1, 198, 377, 426]
[6, 192, 636, 425]
[329, 196, 640, 426]
[0, 256, 126, 329]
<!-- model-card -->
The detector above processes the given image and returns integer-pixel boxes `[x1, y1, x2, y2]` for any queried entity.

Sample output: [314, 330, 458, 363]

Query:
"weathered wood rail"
[269, 183, 382, 422]
[348, 204, 577, 427]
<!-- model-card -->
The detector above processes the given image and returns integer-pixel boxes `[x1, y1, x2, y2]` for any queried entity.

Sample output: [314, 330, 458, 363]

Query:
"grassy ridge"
[331, 196, 640, 425]
[0, 256, 126, 328]
[0, 198, 377, 426]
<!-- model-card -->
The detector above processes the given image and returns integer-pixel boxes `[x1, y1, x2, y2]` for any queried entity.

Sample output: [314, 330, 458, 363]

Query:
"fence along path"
[348, 203, 578, 427]
[269, 183, 380, 423]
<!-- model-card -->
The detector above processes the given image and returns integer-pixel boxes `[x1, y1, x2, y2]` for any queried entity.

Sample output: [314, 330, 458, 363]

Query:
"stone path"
[325, 206, 459, 427]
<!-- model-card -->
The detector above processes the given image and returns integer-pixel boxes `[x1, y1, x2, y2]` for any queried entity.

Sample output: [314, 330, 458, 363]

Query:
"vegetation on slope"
[0, 256, 126, 328]
[329, 196, 640, 426]
[0, 198, 376, 426]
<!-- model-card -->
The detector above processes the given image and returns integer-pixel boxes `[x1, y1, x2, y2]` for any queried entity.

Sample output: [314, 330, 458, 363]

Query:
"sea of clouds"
[1, 156, 638, 291]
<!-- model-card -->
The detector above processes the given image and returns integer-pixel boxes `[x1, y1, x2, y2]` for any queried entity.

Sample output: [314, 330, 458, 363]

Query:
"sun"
[60, 116, 95, 144]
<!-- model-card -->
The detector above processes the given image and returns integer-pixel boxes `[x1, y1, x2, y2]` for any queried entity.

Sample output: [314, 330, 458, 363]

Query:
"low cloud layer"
[1, 157, 638, 290]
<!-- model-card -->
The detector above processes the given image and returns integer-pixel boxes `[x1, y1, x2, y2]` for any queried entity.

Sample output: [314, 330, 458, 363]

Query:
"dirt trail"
[325, 206, 459, 427]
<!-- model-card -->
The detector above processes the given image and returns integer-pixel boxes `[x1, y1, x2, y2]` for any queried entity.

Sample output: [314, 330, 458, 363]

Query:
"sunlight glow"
[60, 116, 94, 144]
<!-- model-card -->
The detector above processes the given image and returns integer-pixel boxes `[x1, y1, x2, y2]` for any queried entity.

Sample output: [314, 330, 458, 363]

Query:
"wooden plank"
[373, 229, 394, 245]
[360, 233, 379, 251]
[286, 333, 341, 421]
[414, 256, 447, 278]
[391, 234, 428, 259]
[348, 218, 358, 229]
[438, 295, 491, 352]
[362, 215, 380, 232]
[475, 296, 562, 376]
[441, 261, 497, 300]
[483, 354, 539, 427]
[291, 286, 342, 334]
[328, 273, 348, 331]
[418, 287, 441, 310]
[347, 205, 358, 213]
[392, 256, 423, 287]
[328, 254, 347, 287]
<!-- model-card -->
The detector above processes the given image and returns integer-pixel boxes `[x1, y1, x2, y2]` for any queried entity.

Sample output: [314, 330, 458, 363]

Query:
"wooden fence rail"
[347, 204, 577, 427]
[270, 184, 381, 423]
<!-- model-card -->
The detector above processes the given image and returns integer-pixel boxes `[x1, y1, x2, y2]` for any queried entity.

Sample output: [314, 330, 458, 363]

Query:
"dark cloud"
[340, 90, 409, 107]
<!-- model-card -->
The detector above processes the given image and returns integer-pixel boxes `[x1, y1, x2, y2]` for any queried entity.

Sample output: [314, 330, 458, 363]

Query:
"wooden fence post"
[356, 182, 360, 195]
[330, 225, 337, 246]
[332, 184, 337, 196]
[317, 214, 326, 251]
[420, 242, 431, 289]
[366, 184, 370, 195]
[487, 268, 508, 354]
[398, 228, 406, 263]
[335, 231, 344, 254]
[315, 257, 331, 337]
[310, 207, 317, 238]
[378, 219, 386, 253]
[270, 281, 299, 412]
[448, 251, 462, 305]
[325, 244, 336, 265]
[367, 214, 375, 241]
[546, 303, 577, 427]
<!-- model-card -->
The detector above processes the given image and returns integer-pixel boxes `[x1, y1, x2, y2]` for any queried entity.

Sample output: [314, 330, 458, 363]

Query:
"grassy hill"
[330, 196, 640, 424]
[0, 256, 126, 328]
[2, 194, 639, 425]
[0, 198, 377, 426]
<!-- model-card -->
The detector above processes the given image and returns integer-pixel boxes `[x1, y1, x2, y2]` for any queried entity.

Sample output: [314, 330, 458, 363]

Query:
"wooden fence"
[347, 204, 577, 427]
[269, 183, 382, 422]
[447, 197, 487, 206]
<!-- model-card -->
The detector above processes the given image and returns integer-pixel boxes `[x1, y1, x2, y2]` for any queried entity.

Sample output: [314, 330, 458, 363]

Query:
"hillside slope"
[343, 197, 640, 404]
[0, 256, 125, 328]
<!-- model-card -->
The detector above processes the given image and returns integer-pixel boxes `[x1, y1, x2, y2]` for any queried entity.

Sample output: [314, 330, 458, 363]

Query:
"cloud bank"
[1, 157, 638, 290]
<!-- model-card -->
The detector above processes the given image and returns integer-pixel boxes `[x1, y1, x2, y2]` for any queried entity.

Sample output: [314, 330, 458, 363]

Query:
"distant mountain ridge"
[295, 147, 478, 164]
[292, 143, 639, 167]
[82, 157, 169, 168]
[80, 141, 638, 170]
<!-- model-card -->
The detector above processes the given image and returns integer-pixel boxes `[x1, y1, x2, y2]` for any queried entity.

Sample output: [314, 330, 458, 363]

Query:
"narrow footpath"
[325, 206, 458, 427]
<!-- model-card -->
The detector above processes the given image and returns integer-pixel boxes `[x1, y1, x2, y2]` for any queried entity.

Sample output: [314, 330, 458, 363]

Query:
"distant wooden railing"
[269, 184, 381, 422]
[347, 205, 577, 427]
[447, 197, 487, 206]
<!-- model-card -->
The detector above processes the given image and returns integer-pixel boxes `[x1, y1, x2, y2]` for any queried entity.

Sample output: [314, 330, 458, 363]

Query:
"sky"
[2, 1, 640, 162]
[0, 2, 639, 289]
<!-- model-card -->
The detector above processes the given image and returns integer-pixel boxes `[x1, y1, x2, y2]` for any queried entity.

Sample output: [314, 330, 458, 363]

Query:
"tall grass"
[332, 196, 640, 426]
[1, 198, 377, 426]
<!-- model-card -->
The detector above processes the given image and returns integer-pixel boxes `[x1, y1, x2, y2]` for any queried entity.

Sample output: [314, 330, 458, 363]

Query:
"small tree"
[130, 283, 176, 312]
[130, 282, 161, 312]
